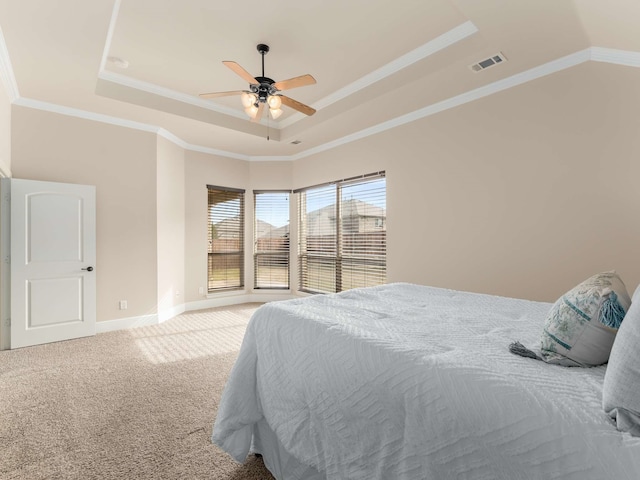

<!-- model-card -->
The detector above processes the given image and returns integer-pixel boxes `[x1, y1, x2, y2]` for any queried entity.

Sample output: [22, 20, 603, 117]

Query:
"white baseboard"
[95, 292, 298, 334]
[158, 303, 186, 322]
[96, 313, 159, 333]
[184, 291, 296, 312]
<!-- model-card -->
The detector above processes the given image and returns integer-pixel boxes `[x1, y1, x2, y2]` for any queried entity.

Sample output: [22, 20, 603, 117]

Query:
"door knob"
[82, 266, 94, 272]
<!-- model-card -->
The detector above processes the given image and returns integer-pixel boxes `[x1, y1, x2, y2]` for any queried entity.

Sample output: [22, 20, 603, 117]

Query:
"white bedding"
[213, 283, 640, 479]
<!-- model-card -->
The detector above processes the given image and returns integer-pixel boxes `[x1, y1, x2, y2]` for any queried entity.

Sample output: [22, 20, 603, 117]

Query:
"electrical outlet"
[119, 300, 127, 310]
[198, 287, 204, 295]
[175, 290, 180, 297]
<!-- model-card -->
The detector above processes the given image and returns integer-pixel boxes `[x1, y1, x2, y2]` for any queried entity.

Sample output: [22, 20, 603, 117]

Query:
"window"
[297, 172, 386, 294]
[254, 191, 291, 289]
[207, 185, 244, 291]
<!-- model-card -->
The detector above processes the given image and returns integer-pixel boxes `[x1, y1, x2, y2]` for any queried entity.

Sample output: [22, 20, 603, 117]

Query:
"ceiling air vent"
[469, 52, 507, 73]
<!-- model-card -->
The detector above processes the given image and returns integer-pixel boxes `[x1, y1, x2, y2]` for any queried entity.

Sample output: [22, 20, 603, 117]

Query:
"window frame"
[207, 184, 245, 293]
[296, 171, 386, 294]
[253, 190, 292, 290]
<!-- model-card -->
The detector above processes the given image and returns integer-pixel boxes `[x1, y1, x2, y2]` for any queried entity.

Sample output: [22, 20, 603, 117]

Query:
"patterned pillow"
[510, 271, 631, 367]
[540, 271, 631, 366]
[603, 288, 640, 436]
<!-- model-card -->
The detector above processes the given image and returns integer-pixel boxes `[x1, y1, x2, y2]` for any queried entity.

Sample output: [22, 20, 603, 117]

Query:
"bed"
[212, 283, 640, 479]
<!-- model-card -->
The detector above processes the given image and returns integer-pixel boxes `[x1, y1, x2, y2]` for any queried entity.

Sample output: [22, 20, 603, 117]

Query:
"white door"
[10, 179, 96, 349]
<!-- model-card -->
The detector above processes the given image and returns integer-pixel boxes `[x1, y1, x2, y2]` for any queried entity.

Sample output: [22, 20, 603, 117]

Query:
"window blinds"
[207, 185, 245, 291]
[297, 172, 386, 294]
[254, 191, 291, 289]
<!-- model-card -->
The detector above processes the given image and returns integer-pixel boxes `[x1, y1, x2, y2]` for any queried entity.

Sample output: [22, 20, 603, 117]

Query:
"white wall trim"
[94, 293, 297, 334]
[156, 128, 251, 161]
[12, 97, 253, 161]
[98, 0, 122, 74]
[95, 313, 159, 333]
[185, 292, 296, 312]
[13, 97, 160, 134]
[590, 47, 640, 67]
[278, 20, 479, 128]
[98, 69, 251, 121]
[0, 25, 19, 101]
[7, 47, 640, 164]
[287, 48, 592, 160]
[158, 303, 187, 323]
[95, 9, 477, 131]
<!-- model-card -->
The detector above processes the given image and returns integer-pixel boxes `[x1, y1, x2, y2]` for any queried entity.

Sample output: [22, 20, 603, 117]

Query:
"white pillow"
[510, 271, 631, 367]
[539, 271, 631, 367]
[603, 292, 640, 436]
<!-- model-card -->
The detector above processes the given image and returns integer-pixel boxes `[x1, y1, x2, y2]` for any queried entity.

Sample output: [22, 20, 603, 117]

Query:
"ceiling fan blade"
[273, 74, 316, 91]
[223, 61, 258, 84]
[280, 95, 316, 116]
[199, 90, 246, 99]
[251, 102, 265, 123]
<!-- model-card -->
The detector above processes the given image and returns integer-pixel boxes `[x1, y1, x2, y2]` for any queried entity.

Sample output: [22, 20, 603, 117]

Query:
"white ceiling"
[0, 0, 639, 160]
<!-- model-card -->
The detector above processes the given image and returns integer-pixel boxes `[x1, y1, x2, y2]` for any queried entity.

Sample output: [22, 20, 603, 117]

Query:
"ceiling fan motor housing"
[251, 76, 277, 103]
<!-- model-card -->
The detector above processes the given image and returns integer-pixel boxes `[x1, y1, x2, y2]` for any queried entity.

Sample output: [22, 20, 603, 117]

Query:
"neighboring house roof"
[215, 218, 288, 239]
[214, 199, 384, 238]
[342, 199, 385, 218]
[212, 217, 242, 239]
[308, 199, 385, 220]
[268, 224, 290, 238]
[255, 219, 276, 238]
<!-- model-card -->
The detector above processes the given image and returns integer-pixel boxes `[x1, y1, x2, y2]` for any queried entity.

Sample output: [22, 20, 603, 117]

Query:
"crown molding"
[95, 20, 478, 130]
[98, 0, 121, 74]
[13, 96, 252, 161]
[98, 70, 251, 121]
[278, 20, 479, 128]
[0, 24, 19, 101]
[13, 97, 161, 134]
[157, 128, 250, 161]
[286, 48, 592, 161]
[96, 0, 273, 126]
[590, 47, 640, 67]
[7, 46, 640, 164]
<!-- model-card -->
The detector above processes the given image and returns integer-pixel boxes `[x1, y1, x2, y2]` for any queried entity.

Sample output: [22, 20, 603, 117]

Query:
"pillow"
[632, 283, 640, 304]
[510, 271, 631, 367]
[603, 286, 640, 436]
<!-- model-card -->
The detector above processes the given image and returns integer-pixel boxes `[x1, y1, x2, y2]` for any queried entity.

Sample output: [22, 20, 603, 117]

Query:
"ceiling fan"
[200, 43, 316, 122]
[199, 44, 317, 123]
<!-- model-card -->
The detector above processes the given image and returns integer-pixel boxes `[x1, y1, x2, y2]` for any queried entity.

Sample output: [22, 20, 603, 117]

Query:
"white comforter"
[213, 283, 640, 479]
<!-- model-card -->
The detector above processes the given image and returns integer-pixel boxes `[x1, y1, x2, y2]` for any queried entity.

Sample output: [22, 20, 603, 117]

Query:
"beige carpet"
[0, 304, 276, 480]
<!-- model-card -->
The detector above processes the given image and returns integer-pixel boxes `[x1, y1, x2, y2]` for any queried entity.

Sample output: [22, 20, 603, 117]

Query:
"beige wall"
[184, 150, 250, 303]
[294, 62, 640, 302]
[157, 136, 185, 315]
[7, 60, 640, 325]
[11, 106, 159, 321]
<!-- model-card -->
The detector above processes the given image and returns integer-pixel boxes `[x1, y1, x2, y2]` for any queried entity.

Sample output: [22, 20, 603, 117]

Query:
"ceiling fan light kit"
[199, 43, 317, 123]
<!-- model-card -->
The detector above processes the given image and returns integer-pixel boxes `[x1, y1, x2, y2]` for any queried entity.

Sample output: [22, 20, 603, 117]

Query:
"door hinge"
[3, 255, 9, 264]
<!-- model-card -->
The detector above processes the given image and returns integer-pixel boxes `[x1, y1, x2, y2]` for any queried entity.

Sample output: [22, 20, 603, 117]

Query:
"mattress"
[212, 283, 640, 479]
